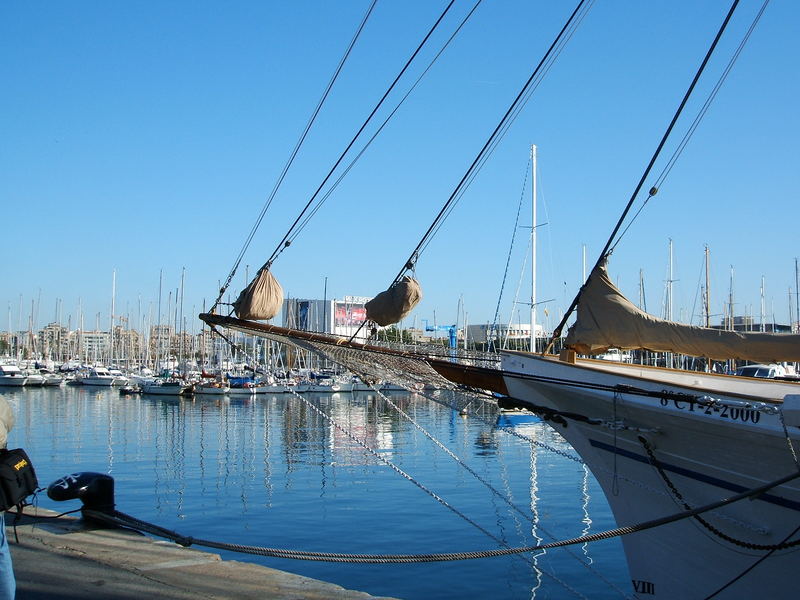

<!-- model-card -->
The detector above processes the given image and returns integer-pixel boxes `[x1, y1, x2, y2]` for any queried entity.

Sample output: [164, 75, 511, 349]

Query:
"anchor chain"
[638, 436, 800, 551]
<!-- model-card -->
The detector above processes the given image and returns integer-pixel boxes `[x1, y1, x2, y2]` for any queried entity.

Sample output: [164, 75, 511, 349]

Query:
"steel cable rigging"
[546, 0, 743, 351]
[390, 0, 595, 286]
[280, 0, 486, 252]
[252, 0, 461, 276]
[213, 0, 379, 310]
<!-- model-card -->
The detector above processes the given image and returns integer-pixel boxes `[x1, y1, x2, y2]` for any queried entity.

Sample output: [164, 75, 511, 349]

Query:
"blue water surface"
[4, 386, 631, 599]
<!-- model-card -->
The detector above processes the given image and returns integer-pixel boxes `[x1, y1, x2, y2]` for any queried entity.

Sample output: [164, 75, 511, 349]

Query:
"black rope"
[260, 0, 458, 272]
[704, 522, 800, 599]
[609, 0, 770, 256]
[546, 0, 742, 352]
[213, 0, 379, 309]
[488, 156, 531, 352]
[389, 0, 592, 287]
[283, 0, 486, 253]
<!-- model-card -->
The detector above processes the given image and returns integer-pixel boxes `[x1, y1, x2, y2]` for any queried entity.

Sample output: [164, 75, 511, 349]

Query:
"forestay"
[565, 261, 800, 362]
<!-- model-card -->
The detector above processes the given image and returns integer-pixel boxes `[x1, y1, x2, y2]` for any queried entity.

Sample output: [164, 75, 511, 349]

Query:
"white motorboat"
[77, 367, 117, 386]
[140, 378, 188, 396]
[40, 370, 65, 386]
[108, 368, 129, 386]
[192, 381, 230, 396]
[23, 371, 45, 386]
[0, 365, 28, 387]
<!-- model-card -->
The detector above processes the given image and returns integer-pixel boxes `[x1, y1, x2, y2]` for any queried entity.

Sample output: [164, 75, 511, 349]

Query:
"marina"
[5, 2, 800, 598]
[4, 384, 628, 599]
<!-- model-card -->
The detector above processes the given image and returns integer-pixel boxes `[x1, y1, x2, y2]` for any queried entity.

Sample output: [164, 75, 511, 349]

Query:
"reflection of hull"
[228, 387, 255, 396]
[500, 351, 800, 599]
[495, 409, 540, 428]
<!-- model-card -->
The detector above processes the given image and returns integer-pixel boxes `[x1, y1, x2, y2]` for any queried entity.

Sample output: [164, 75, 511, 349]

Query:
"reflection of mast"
[529, 432, 544, 595]
[580, 464, 593, 564]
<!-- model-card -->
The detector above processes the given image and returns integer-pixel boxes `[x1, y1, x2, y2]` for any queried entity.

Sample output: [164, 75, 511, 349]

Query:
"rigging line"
[503, 237, 532, 350]
[703, 521, 800, 600]
[411, 0, 592, 264]
[389, 0, 593, 286]
[283, 0, 486, 246]
[651, 0, 769, 193]
[261, 0, 459, 270]
[412, 0, 594, 261]
[608, 0, 769, 255]
[279, 390, 589, 594]
[86, 468, 800, 563]
[489, 158, 531, 350]
[213, 0, 379, 309]
[545, 0, 742, 352]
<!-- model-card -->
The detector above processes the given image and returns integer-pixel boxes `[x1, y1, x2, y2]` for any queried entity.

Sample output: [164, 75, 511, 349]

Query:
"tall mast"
[704, 245, 711, 328]
[759, 275, 766, 333]
[530, 144, 537, 353]
[110, 269, 116, 365]
[795, 258, 799, 333]
[666, 239, 674, 369]
[728, 266, 735, 331]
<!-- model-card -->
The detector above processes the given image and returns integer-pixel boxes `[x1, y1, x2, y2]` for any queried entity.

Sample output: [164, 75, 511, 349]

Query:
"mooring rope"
[368, 385, 628, 596]
[79, 468, 799, 563]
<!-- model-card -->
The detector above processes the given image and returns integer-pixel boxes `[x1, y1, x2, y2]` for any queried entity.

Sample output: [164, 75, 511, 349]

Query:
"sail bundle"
[233, 269, 284, 320]
[566, 262, 800, 363]
[365, 276, 423, 327]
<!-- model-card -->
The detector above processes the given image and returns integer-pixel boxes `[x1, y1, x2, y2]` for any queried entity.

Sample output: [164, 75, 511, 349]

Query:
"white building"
[283, 296, 372, 338]
[467, 323, 545, 349]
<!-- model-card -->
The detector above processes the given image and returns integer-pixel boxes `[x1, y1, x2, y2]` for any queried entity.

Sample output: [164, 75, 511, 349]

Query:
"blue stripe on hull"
[589, 439, 800, 513]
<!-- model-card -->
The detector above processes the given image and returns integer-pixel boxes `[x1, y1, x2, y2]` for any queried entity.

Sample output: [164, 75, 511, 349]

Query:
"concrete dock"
[8, 508, 399, 599]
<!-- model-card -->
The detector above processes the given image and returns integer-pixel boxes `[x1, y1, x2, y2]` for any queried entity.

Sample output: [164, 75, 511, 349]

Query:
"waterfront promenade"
[9, 509, 397, 599]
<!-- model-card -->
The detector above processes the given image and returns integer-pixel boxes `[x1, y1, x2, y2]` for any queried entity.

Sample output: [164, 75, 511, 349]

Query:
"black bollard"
[47, 472, 116, 524]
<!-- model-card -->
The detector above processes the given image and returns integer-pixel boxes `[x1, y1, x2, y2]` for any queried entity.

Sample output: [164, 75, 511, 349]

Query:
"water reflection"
[10, 386, 628, 600]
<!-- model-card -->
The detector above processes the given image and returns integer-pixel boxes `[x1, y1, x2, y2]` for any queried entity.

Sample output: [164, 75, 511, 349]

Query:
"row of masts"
[527, 145, 799, 356]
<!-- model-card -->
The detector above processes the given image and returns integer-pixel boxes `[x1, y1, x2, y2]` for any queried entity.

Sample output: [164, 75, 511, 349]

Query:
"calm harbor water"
[5, 385, 630, 599]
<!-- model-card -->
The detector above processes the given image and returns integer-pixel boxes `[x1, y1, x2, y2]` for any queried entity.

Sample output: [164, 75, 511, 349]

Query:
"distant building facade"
[283, 296, 372, 338]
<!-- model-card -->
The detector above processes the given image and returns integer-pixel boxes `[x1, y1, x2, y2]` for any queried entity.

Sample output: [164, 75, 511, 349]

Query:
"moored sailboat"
[198, 1, 800, 596]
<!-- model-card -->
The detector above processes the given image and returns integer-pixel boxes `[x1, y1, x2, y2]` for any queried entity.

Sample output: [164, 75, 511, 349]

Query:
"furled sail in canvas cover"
[565, 261, 800, 363]
[365, 276, 423, 327]
[233, 268, 284, 320]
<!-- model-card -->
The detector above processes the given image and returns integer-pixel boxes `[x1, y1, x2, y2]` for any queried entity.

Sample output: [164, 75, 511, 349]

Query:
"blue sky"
[3, 1, 798, 336]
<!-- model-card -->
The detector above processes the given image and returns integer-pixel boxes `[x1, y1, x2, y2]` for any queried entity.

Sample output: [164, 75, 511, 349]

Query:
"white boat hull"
[141, 383, 187, 396]
[501, 352, 800, 598]
[81, 378, 116, 386]
[0, 377, 27, 387]
[193, 385, 230, 396]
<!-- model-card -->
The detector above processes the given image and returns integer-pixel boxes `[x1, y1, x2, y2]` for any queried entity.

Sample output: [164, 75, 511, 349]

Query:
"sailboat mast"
[795, 258, 799, 332]
[110, 269, 116, 366]
[530, 144, 537, 353]
[704, 245, 711, 328]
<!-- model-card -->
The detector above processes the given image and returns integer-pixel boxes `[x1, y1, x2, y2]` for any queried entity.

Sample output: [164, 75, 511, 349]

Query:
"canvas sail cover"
[365, 276, 422, 327]
[233, 268, 283, 321]
[565, 262, 800, 362]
